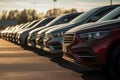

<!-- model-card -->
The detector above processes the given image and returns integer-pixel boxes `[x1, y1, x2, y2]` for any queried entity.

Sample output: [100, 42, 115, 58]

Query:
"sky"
[0, 0, 120, 13]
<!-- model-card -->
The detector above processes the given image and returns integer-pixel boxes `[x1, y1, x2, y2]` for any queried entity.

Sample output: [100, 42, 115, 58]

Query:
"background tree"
[0, 8, 78, 24]
[7, 10, 19, 20]
[38, 12, 45, 20]
[1, 10, 8, 20]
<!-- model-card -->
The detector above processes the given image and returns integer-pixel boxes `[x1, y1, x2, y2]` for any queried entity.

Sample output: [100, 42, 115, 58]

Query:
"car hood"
[37, 23, 68, 34]
[29, 25, 50, 34]
[45, 23, 75, 34]
[37, 27, 53, 34]
[19, 27, 32, 33]
[66, 19, 120, 34]
[29, 27, 42, 34]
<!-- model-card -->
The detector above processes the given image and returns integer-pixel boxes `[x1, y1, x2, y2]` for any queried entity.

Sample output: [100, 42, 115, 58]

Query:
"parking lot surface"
[0, 39, 110, 80]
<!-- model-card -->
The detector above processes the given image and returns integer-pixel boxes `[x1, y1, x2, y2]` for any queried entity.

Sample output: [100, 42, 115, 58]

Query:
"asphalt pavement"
[0, 39, 110, 80]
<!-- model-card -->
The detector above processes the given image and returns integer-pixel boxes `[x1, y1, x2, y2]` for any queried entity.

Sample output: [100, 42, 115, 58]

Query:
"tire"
[108, 44, 120, 80]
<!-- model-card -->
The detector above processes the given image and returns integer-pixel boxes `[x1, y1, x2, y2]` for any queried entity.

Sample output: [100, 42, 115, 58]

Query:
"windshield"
[70, 8, 98, 23]
[98, 7, 120, 21]
[45, 15, 64, 26]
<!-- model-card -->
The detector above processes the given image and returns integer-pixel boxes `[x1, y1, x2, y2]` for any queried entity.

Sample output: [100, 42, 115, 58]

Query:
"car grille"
[64, 34, 74, 43]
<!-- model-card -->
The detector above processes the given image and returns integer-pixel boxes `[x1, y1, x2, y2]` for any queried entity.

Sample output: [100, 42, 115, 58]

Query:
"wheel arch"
[106, 39, 120, 64]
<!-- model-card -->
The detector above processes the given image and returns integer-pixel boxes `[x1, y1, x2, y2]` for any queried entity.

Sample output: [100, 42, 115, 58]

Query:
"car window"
[56, 15, 79, 24]
[45, 15, 65, 27]
[38, 18, 55, 26]
[87, 7, 116, 22]
[98, 7, 120, 21]
[70, 8, 98, 23]
[46, 13, 80, 26]
[112, 14, 120, 19]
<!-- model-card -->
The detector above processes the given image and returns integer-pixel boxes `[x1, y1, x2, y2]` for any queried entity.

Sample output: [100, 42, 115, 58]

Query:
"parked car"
[36, 24, 68, 49]
[9, 24, 25, 41]
[6, 26, 15, 40]
[27, 17, 56, 47]
[11, 22, 30, 42]
[63, 19, 120, 79]
[17, 18, 54, 46]
[0, 26, 11, 39]
[43, 5, 120, 56]
[27, 12, 82, 47]
[16, 20, 39, 44]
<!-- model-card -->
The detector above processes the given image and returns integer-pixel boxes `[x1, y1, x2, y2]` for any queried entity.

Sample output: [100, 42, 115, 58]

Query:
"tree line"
[0, 8, 77, 24]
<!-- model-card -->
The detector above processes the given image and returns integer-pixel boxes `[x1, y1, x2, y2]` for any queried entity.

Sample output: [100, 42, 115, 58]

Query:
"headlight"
[44, 33, 51, 40]
[53, 32, 64, 38]
[79, 31, 110, 41]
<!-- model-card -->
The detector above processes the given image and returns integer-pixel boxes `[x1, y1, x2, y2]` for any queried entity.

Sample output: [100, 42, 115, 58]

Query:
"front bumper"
[43, 36, 64, 53]
[63, 47, 103, 67]
[43, 40, 63, 54]
[62, 53, 89, 67]
[43, 46, 63, 57]
[62, 53, 75, 63]
[43, 46, 62, 54]
[18, 36, 27, 46]
[27, 39, 36, 47]
[36, 38, 44, 49]
[63, 39, 108, 67]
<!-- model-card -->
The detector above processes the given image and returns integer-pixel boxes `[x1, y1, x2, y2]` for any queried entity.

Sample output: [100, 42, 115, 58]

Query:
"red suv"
[63, 19, 120, 79]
